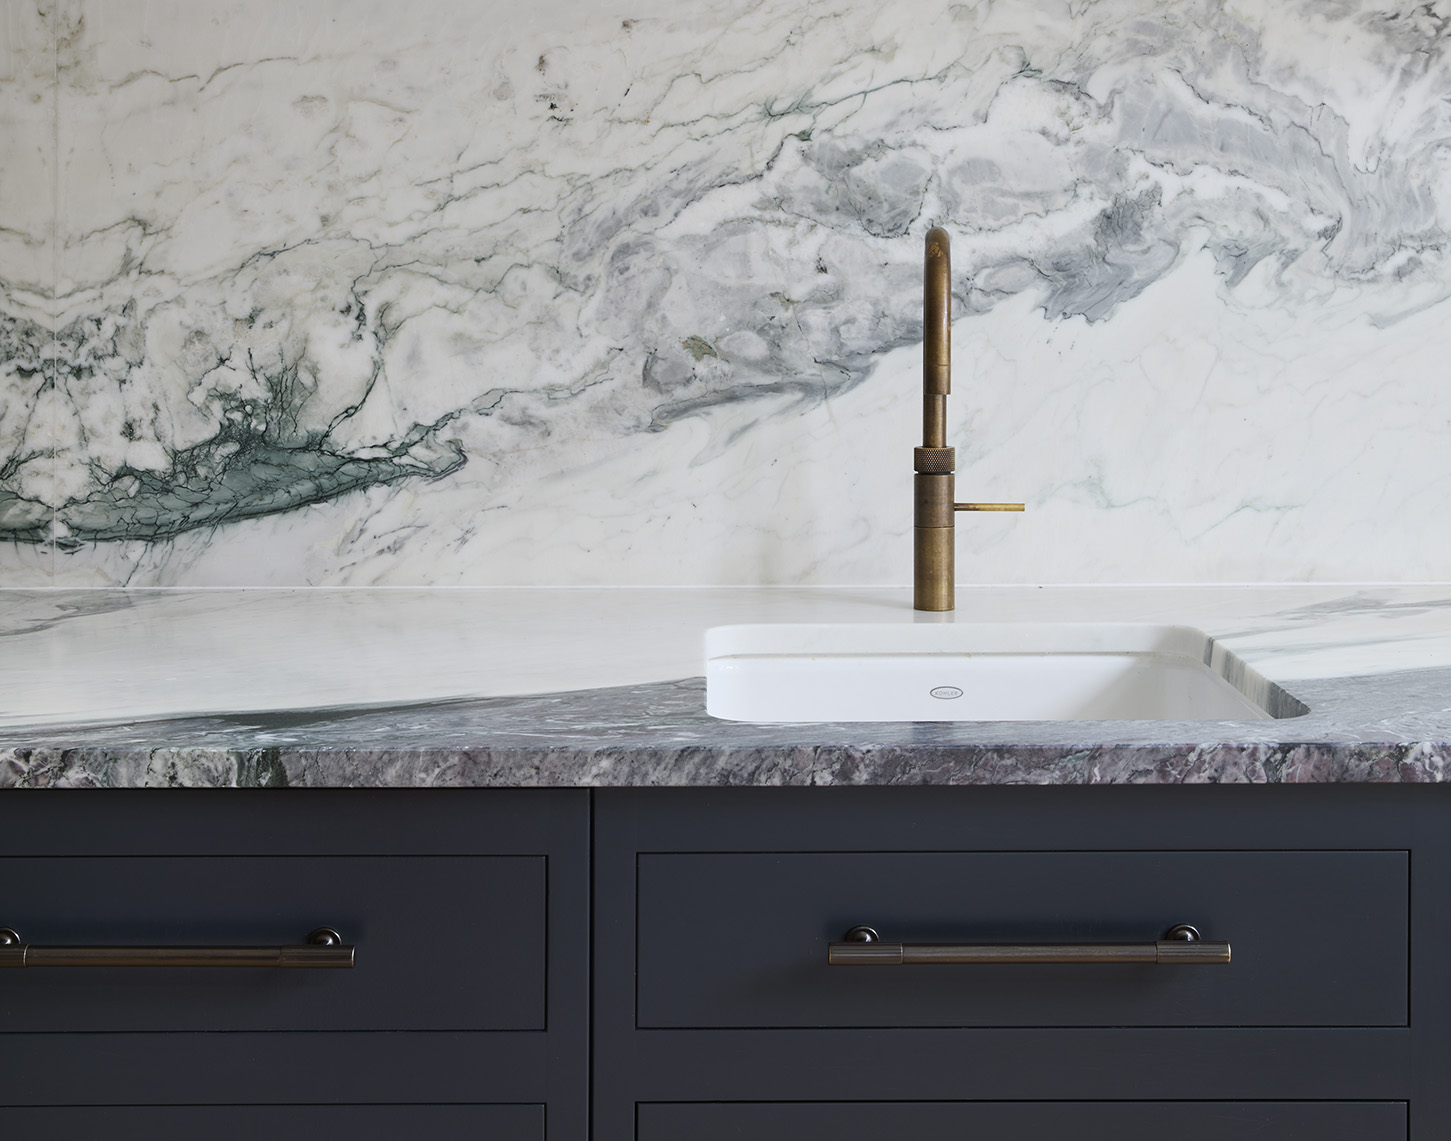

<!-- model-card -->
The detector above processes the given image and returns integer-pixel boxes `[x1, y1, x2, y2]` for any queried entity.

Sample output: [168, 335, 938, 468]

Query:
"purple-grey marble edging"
[2, 739, 1449, 790]
[1, 669, 1450, 789]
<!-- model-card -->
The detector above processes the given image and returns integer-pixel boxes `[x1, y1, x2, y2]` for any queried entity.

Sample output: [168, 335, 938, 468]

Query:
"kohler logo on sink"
[929, 686, 964, 700]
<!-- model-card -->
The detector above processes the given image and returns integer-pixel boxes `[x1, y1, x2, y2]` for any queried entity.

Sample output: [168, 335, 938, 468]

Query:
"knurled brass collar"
[914, 446, 955, 473]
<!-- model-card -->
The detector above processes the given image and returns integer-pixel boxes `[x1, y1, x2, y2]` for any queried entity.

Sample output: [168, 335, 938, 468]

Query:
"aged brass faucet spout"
[913, 227, 1023, 611]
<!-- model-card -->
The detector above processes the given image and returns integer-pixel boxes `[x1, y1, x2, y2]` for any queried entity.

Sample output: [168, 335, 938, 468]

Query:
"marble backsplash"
[3, 0, 1450, 586]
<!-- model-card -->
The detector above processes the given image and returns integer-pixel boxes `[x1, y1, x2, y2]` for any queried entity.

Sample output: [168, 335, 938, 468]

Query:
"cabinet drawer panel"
[0, 1104, 541, 1139]
[638, 1102, 1405, 1140]
[637, 851, 1406, 1028]
[0, 856, 543, 1032]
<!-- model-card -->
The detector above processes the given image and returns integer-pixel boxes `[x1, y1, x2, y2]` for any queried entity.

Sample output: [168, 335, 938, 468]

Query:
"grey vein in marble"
[6, 0, 1451, 548]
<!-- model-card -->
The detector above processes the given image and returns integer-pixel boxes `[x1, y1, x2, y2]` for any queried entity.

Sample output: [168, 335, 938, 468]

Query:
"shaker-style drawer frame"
[0, 853, 546, 1032]
[638, 1101, 1408, 1141]
[0, 790, 588, 1140]
[594, 785, 1451, 1141]
[0, 1103, 543, 1140]
[636, 848, 1407, 1029]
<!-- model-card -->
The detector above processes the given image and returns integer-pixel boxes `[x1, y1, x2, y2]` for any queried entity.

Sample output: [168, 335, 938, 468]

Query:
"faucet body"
[912, 227, 1022, 611]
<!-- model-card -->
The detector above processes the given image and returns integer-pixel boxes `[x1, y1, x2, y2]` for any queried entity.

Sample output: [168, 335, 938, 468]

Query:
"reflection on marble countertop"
[2, 584, 1451, 788]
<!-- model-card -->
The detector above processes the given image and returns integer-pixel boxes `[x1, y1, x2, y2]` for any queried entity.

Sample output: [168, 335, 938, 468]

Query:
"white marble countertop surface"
[2, 584, 1450, 788]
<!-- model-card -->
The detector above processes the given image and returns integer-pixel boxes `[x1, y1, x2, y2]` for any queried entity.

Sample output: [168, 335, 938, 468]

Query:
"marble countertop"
[3, 585, 1451, 789]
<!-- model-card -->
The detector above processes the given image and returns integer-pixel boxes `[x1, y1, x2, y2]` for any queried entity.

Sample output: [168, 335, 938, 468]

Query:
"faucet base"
[914, 469, 956, 611]
[913, 526, 954, 611]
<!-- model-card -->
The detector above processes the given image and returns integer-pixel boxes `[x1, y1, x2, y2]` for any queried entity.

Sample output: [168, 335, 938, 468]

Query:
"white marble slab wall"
[0, 1, 56, 582]
[2, 0, 1450, 586]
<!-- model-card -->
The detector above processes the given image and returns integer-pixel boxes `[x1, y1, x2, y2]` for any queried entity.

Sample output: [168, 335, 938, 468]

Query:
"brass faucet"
[913, 227, 1023, 611]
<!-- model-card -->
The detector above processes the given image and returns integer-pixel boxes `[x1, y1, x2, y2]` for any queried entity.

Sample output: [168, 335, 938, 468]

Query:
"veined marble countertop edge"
[2, 584, 1450, 789]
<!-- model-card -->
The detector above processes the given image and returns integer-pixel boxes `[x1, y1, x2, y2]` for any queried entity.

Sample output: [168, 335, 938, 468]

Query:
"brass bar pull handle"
[828, 924, 1229, 966]
[955, 502, 1025, 512]
[0, 927, 355, 968]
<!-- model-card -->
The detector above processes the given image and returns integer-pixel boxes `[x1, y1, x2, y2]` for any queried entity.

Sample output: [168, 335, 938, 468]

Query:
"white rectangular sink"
[705, 623, 1307, 723]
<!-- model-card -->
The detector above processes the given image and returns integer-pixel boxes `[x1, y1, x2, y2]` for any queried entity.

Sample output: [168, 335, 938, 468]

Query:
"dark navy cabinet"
[1, 783, 1448, 1139]
[597, 785, 1451, 1140]
[0, 790, 588, 1138]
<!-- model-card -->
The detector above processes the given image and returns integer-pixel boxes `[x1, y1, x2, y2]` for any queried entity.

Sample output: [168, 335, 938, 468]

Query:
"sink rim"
[704, 621, 1311, 724]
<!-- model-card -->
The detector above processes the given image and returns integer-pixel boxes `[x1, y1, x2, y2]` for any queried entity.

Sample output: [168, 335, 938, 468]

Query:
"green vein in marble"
[35, 440, 464, 545]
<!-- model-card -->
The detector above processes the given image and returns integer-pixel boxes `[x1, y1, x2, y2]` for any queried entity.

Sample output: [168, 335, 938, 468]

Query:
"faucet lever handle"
[955, 502, 1025, 512]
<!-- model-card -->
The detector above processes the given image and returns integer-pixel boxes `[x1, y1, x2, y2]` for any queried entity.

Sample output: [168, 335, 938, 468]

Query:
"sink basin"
[705, 623, 1308, 723]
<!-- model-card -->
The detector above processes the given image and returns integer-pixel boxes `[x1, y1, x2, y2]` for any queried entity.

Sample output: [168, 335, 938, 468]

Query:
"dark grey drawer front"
[0, 855, 544, 1032]
[638, 1102, 1406, 1140]
[0, 1104, 541, 1139]
[637, 850, 1407, 1028]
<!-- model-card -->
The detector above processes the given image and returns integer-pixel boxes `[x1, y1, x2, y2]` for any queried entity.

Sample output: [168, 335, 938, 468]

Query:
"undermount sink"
[705, 623, 1308, 723]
